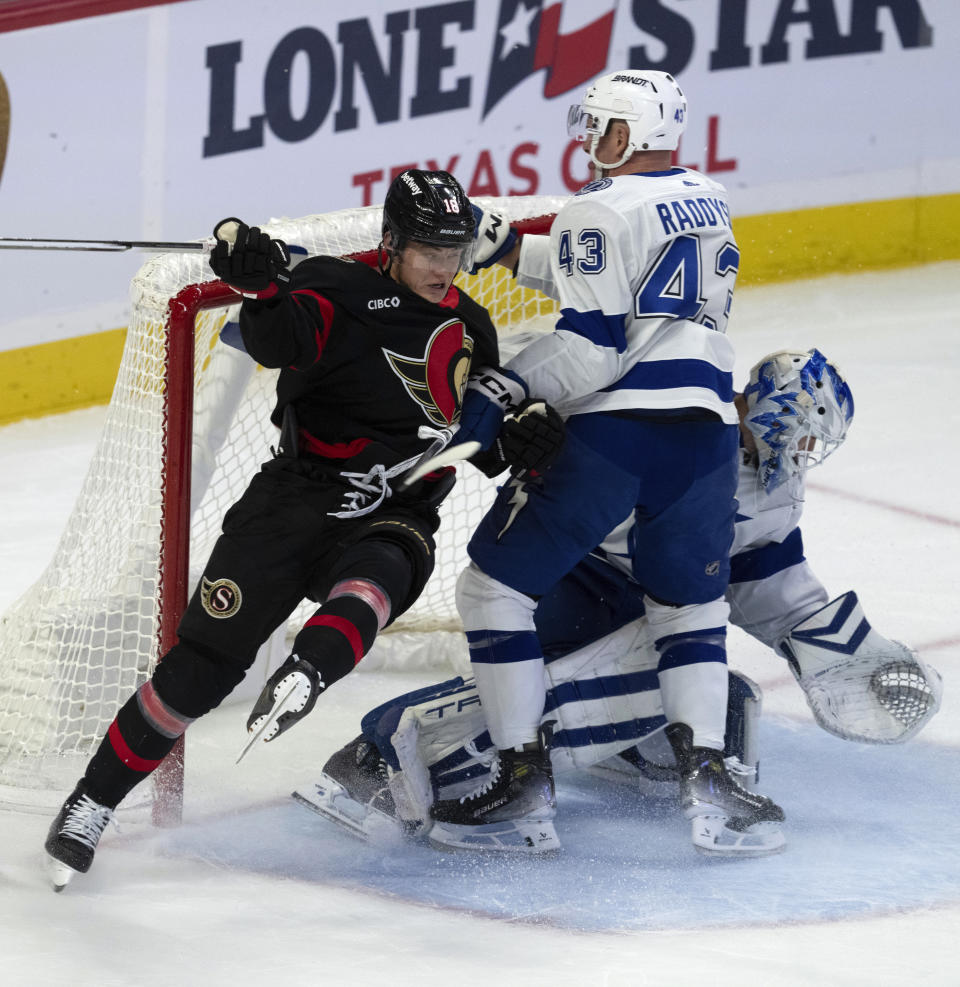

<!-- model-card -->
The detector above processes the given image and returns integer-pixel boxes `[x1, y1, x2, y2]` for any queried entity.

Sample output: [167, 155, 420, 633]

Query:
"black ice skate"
[323, 735, 396, 815]
[44, 781, 116, 891]
[428, 724, 559, 853]
[240, 654, 323, 761]
[292, 735, 405, 844]
[665, 722, 786, 857]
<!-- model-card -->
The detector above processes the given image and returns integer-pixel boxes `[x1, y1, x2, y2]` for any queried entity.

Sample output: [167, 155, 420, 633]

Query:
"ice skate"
[429, 725, 560, 853]
[293, 735, 404, 844]
[666, 723, 785, 857]
[44, 781, 116, 891]
[240, 654, 323, 760]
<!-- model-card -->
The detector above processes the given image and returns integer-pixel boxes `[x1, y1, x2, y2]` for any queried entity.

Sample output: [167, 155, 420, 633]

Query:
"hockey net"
[0, 195, 563, 807]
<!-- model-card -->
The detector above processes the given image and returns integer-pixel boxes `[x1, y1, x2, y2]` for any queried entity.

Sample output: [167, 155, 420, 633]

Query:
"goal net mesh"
[0, 195, 563, 800]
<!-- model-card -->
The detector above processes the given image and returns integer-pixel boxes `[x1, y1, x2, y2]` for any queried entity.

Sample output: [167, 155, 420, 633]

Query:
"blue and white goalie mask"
[742, 349, 854, 494]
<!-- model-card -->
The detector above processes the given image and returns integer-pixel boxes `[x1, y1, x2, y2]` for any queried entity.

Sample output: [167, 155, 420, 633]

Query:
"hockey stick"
[400, 438, 481, 488]
[0, 236, 216, 253]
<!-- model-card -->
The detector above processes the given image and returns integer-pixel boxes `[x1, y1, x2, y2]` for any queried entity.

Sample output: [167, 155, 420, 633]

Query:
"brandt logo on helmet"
[611, 74, 651, 87]
[705, 561, 720, 576]
[201, 577, 242, 618]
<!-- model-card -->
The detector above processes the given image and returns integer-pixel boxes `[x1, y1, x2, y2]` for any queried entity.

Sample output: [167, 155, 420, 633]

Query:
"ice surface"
[1, 264, 958, 986]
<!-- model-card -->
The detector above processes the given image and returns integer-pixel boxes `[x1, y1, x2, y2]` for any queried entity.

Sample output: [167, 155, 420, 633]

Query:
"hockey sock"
[292, 578, 388, 688]
[83, 680, 194, 808]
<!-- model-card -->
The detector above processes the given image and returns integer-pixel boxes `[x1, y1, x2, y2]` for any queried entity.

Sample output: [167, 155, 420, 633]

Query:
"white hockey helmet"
[742, 349, 855, 494]
[567, 70, 687, 171]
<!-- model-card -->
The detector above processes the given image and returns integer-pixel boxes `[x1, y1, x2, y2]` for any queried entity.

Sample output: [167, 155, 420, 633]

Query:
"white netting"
[0, 195, 563, 798]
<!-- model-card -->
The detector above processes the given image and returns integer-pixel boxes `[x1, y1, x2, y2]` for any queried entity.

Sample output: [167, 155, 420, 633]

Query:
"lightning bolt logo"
[497, 478, 529, 540]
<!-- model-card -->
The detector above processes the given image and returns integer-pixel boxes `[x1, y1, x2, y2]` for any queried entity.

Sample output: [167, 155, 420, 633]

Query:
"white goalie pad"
[781, 590, 942, 744]
[584, 670, 763, 796]
[297, 622, 766, 845]
[386, 621, 767, 823]
[389, 711, 444, 826]
[388, 619, 664, 813]
[541, 618, 665, 772]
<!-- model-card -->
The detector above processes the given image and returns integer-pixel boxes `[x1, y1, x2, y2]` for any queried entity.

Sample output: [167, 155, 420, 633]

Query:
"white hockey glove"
[468, 204, 518, 275]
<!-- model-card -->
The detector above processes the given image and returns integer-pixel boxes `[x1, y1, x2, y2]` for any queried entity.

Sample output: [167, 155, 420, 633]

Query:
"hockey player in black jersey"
[43, 170, 542, 891]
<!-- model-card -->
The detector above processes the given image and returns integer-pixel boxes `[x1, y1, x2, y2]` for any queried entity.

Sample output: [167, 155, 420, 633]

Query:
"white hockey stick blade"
[45, 854, 78, 893]
[401, 440, 481, 488]
[235, 680, 301, 764]
[292, 775, 404, 846]
[0, 236, 215, 253]
[428, 816, 561, 854]
[690, 815, 786, 858]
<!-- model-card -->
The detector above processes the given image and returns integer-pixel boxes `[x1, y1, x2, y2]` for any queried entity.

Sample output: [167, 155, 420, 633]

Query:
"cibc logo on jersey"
[368, 296, 400, 310]
[201, 576, 242, 619]
[382, 318, 474, 427]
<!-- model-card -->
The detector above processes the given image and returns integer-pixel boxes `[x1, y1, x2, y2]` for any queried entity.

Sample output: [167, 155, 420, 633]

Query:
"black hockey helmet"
[382, 169, 475, 264]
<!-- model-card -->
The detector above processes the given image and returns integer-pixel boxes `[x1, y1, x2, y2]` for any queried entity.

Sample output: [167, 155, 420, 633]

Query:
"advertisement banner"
[0, 0, 956, 351]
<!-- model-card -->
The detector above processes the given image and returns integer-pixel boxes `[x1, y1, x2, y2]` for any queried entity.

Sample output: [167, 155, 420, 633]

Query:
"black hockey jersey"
[239, 255, 499, 469]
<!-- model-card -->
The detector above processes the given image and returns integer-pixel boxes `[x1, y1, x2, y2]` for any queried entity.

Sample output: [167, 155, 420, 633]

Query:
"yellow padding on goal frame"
[1, 192, 958, 425]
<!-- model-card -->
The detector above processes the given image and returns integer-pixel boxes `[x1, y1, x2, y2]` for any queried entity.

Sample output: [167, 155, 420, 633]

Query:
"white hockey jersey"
[508, 168, 740, 424]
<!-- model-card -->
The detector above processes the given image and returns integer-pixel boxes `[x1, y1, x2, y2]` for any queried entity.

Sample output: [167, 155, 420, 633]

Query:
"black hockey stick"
[0, 236, 215, 253]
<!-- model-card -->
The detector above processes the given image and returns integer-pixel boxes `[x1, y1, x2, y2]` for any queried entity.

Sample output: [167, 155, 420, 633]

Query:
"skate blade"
[236, 680, 302, 763]
[690, 815, 786, 858]
[292, 775, 404, 846]
[428, 816, 561, 854]
[45, 854, 79, 892]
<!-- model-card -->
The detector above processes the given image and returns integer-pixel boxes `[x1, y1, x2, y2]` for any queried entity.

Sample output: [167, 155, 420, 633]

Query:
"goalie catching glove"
[468, 204, 518, 275]
[779, 590, 942, 743]
[209, 217, 291, 300]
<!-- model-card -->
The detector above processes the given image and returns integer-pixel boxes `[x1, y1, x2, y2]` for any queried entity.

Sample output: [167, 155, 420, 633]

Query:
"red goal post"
[0, 196, 563, 819]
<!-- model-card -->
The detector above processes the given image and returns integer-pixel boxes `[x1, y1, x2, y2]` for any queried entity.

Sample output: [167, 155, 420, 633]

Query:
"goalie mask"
[742, 348, 854, 495]
[382, 169, 475, 272]
[567, 70, 687, 172]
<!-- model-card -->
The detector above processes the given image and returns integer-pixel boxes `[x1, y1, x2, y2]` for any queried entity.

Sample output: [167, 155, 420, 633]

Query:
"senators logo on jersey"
[382, 318, 475, 427]
[200, 576, 243, 619]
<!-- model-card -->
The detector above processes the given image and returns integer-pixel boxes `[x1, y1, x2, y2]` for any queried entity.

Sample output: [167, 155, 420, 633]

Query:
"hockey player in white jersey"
[407, 69, 780, 852]
[295, 349, 942, 856]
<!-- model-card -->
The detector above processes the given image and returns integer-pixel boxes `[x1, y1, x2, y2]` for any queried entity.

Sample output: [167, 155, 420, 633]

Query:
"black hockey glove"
[498, 398, 565, 479]
[209, 217, 291, 300]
